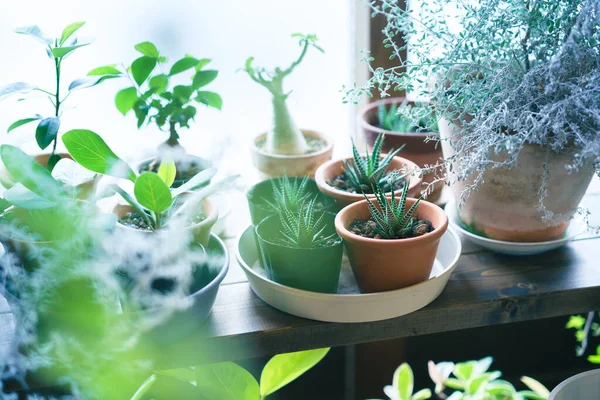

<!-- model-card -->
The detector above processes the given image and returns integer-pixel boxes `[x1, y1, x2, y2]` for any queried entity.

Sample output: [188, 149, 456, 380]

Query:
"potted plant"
[315, 132, 422, 207]
[246, 174, 336, 226]
[61, 129, 235, 246]
[255, 196, 343, 293]
[0, 22, 111, 179]
[90, 41, 221, 187]
[348, 0, 599, 242]
[335, 175, 447, 293]
[242, 33, 333, 178]
[359, 98, 444, 202]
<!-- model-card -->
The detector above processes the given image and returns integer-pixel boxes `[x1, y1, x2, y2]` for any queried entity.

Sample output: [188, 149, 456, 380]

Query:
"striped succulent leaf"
[278, 197, 339, 248]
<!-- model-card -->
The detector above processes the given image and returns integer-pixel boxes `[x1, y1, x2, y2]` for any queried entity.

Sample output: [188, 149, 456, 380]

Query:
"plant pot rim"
[255, 212, 341, 250]
[252, 129, 333, 160]
[335, 197, 448, 245]
[315, 155, 423, 202]
[188, 233, 229, 298]
[113, 196, 218, 234]
[359, 98, 435, 139]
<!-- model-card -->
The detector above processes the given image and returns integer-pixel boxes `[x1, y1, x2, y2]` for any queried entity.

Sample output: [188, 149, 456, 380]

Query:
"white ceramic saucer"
[445, 200, 586, 256]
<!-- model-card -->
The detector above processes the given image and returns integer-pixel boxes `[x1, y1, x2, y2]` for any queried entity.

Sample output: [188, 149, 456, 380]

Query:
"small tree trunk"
[165, 121, 180, 147]
[267, 96, 307, 155]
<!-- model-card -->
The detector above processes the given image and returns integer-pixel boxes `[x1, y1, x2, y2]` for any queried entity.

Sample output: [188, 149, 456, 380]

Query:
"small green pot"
[246, 177, 337, 226]
[255, 213, 343, 293]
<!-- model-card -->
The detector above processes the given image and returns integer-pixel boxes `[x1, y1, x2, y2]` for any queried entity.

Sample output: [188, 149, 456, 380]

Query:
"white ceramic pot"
[439, 118, 594, 242]
[548, 369, 600, 400]
[251, 129, 333, 179]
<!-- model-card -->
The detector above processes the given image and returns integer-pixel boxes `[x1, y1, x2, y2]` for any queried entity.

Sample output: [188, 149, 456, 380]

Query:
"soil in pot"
[255, 213, 343, 293]
[349, 217, 433, 239]
[255, 133, 328, 155]
[139, 154, 211, 189]
[328, 172, 405, 195]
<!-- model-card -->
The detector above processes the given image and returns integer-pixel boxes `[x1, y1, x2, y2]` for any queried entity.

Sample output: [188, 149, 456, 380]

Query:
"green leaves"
[157, 161, 176, 187]
[14, 25, 51, 45]
[169, 57, 200, 76]
[35, 117, 60, 150]
[149, 74, 169, 94]
[131, 56, 157, 86]
[88, 65, 122, 76]
[393, 363, 414, 400]
[196, 91, 222, 110]
[195, 362, 260, 400]
[7, 117, 41, 133]
[259, 348, 329, 398]
[115, 87, 138, 115]
[192, 70, 218, 89]
[133, 172, 173, 215]
[0, 82, 36, 101]
[588, 345, 600, 364]
[69, 75, 119, 91]
[52, 43, 90, 58]
[62, 129, 136, 181]
[4, 183, 56, 209]
[134, 41, 160, 58]
[0, 145, 63, 201]
[566, 315, 586, 330]
[60, 22, 85, 45]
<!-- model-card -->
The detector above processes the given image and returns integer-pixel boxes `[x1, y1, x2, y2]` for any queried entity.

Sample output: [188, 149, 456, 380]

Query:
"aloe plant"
[278, 197, 339, 248]
[243, 33, 323, 155]
[264, 174, 311, 212]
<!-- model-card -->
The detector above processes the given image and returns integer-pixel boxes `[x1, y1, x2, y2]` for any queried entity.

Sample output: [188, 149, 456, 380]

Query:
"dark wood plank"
[157, 237, 600, 367]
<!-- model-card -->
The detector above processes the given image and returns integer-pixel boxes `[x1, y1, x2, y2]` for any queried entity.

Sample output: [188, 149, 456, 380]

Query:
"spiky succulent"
[364, 174, 425, 239]
[343, 133, 405, 193]
[278, 197, 339, 248]
[265, 175, 311, 212]
[378, 101, 439, 133]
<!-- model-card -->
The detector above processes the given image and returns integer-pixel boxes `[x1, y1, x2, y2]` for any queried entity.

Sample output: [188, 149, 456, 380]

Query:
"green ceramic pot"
[255, 213, 343, 293]
[246, 177, 337, 226]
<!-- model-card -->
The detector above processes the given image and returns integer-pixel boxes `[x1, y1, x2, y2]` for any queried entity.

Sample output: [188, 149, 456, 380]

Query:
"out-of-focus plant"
[566, 313, 600, 364]
[131, 348, 330, 400]
[0, 22, 109, 170]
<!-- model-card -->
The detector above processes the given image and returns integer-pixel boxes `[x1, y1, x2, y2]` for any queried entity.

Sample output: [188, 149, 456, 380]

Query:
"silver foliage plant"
[346, 0, 600, 227]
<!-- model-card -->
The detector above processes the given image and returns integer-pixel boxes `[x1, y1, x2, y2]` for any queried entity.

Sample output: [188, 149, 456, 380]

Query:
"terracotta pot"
[112, 197, 218, 246]
[359, 98, 444, 201]
[439, 117, 595, 242]
[315, 155, 423, 208]
[335, 198, 448, 293]
[251, 129, 333, 179]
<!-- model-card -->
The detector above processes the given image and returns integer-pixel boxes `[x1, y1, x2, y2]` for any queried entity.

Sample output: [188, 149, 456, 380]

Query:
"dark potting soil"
[328, 172, 405, 194]
[141, 158, 205, 182]
[119, 212, 153, 230]
[256, 135, 327, 155]
[349, 217, 433, 240]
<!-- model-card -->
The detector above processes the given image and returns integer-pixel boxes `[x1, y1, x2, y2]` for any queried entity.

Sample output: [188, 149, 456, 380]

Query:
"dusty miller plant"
[346, 0, 600, 230]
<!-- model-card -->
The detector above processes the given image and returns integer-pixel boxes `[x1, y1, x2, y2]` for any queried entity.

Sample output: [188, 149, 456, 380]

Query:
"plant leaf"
[195, 58, 211, 71]
[260, 348, 329, 398]
[196, 91, 222, 110]
[60, 22, 85, 45]
[155, 367, 195, 384]
[14, 25, 52, 45]
[51, 158, 96, 187]
[7, 117, 41, 133]
[4, 183, 57, 209]
[393, 363, 414, 400]
[149, 74, 168, 94]
[62, 129, 136, 181]
[520, 376, 550, 397]
[170, 167, 217, 197]
[52, 43, 90, 58]
[192, 70, 218, 89]
[169, 57, 199, 76]
[115, 87, 138, 115]
[412, 389, 432, 400]
[134, 41, 159, 58]
[134, 172, 173, 215]
[88, 65, 122, 76]
[35, 117, 61, 150]
[195, 362, 260, 400]
[0, 82, 36, 101]
[69, 75, 119, 91]
[0, 145, 64, 201]
[47, 153, 62, 172]
[157, 161, 176, 187]
[131, 56, 157, 86]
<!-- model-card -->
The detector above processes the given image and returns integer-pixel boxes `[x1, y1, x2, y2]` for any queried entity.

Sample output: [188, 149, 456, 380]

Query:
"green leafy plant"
[278, 197, 339, 248]
[243, 33, 323, 155]
[566, 313, 600, 363]
[130, 348, 330, 400]
[264, 174, 311, 212]
[363, 175, 426, 239]
[90, 41, 221, 148]
[378, 101, 438, 133]
[61, 129, 235, 231]
[343, 133, 404, 193]
[0, 22, 110, 170]
[380, 363, 432, 400]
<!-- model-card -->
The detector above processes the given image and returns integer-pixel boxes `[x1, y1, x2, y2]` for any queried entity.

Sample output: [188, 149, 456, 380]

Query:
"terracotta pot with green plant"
[90, 41, 222, 187]
[315, 132, 422, 208]
[360, 98, 444, 201]
[0, 22, 106, 184]
[242, 33, 333, 178]
[335, 175, 447, 293]
[349, 0, 599, 243]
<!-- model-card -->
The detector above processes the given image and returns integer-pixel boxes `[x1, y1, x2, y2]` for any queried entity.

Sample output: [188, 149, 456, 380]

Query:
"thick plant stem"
[52, 57, 61, 156]
[267, 95, 307, 155]
[165, 120, 180, 147]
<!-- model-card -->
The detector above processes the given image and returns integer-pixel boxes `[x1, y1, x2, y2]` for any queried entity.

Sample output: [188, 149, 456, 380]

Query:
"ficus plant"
[243, 33, 323, 155]
[130, 348, 330, 400]
[0, 22, 113, 170]
[90, 41, 221, 149]
[61, 129, 235, 231]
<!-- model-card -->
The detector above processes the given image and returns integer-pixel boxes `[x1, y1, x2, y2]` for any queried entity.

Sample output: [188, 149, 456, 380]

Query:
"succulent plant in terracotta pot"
[348, 0, 600, 243]
[335, 175, 448, 293]
[242, 33, 333, 178]
[315, 133, 422, 207]
[360, 98, 444, 202]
